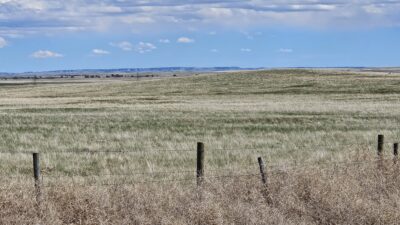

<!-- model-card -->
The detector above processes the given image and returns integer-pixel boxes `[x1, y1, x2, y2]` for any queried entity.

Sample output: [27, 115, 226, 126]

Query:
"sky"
[0, 0, 400, 72]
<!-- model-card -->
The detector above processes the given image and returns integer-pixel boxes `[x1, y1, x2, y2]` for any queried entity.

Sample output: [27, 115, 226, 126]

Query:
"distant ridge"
[2, 67, 399, 77]
[0, 67, 261, 77]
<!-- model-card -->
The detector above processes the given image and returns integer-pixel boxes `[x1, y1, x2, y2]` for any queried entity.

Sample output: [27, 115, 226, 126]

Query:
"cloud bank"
[0, 0, 399, 35]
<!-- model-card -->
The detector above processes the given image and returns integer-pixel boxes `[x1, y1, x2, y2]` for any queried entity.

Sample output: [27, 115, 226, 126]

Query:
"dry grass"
[1, 69, 400, 224]
[2, 154, 400, 224]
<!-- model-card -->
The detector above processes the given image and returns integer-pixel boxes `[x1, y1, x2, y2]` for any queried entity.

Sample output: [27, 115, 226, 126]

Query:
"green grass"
[0, 69, 399, 180]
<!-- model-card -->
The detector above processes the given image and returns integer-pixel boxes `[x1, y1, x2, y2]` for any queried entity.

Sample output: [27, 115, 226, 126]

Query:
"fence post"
[257, 157, 267, 185]
[394, 143, 398, 164]
[257, 157, 271, 204]
[197, 142, 204, 186]
[377, 134, 384, 157]
[32, 153, 42, 208]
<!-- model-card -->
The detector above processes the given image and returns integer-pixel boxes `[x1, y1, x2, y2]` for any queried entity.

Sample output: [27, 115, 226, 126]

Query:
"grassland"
[1, 69, 400, 224]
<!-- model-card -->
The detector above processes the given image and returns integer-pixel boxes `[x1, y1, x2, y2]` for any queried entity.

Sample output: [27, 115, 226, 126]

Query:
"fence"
[1, 134, 399, 209]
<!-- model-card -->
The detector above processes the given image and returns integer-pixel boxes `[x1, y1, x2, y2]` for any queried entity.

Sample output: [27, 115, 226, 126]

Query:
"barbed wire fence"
[1, 134, 399, 206]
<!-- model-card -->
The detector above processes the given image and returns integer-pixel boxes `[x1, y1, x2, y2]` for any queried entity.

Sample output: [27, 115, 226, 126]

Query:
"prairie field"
[1, 69, 400, 224]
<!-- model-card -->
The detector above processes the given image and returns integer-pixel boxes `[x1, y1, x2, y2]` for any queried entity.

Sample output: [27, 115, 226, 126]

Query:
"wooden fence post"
[394, 143, 398, 164]
[32, 153, 42, 207]
[197, 142, 204, 186]
[377, 134, 384, 157]
[377, 135, 384, 170]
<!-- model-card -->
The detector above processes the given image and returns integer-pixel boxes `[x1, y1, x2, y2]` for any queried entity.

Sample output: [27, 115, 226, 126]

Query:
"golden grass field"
[1, 69, 400, 224]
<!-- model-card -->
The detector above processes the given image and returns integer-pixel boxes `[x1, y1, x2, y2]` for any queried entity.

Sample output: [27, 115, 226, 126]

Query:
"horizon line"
[2, 66, 400, 75]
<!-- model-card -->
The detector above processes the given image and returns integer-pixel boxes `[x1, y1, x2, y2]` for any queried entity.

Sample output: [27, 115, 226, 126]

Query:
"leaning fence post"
[257, 157, 272, 204]
[197, 142, 204, 186]
[257, 157, 267, 185]
[32, 153, 42, 208]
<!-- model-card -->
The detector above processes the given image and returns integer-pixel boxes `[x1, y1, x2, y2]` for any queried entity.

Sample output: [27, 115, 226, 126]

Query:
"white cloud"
[240, 48, 251, 52]
[278, 48, 293, 53]
[135, 42, 156, 53]
[110, 41, 133, 51]
[31, 50, 63, 58]
[111, 41, 156, 53]
[92, 49, 110, 55]
[0, 37, 7, 48]
[210, 49, 218, 53]
[177, 37, 195, 43]
[159, 39, 170, 43]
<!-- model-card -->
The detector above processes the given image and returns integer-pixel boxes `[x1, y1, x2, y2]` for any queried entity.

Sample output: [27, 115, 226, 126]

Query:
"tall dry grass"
[1, 152, 400, 225]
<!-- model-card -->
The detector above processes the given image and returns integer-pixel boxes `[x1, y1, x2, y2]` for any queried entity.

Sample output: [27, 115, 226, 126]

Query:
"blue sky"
[0, 0, 400, 72]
